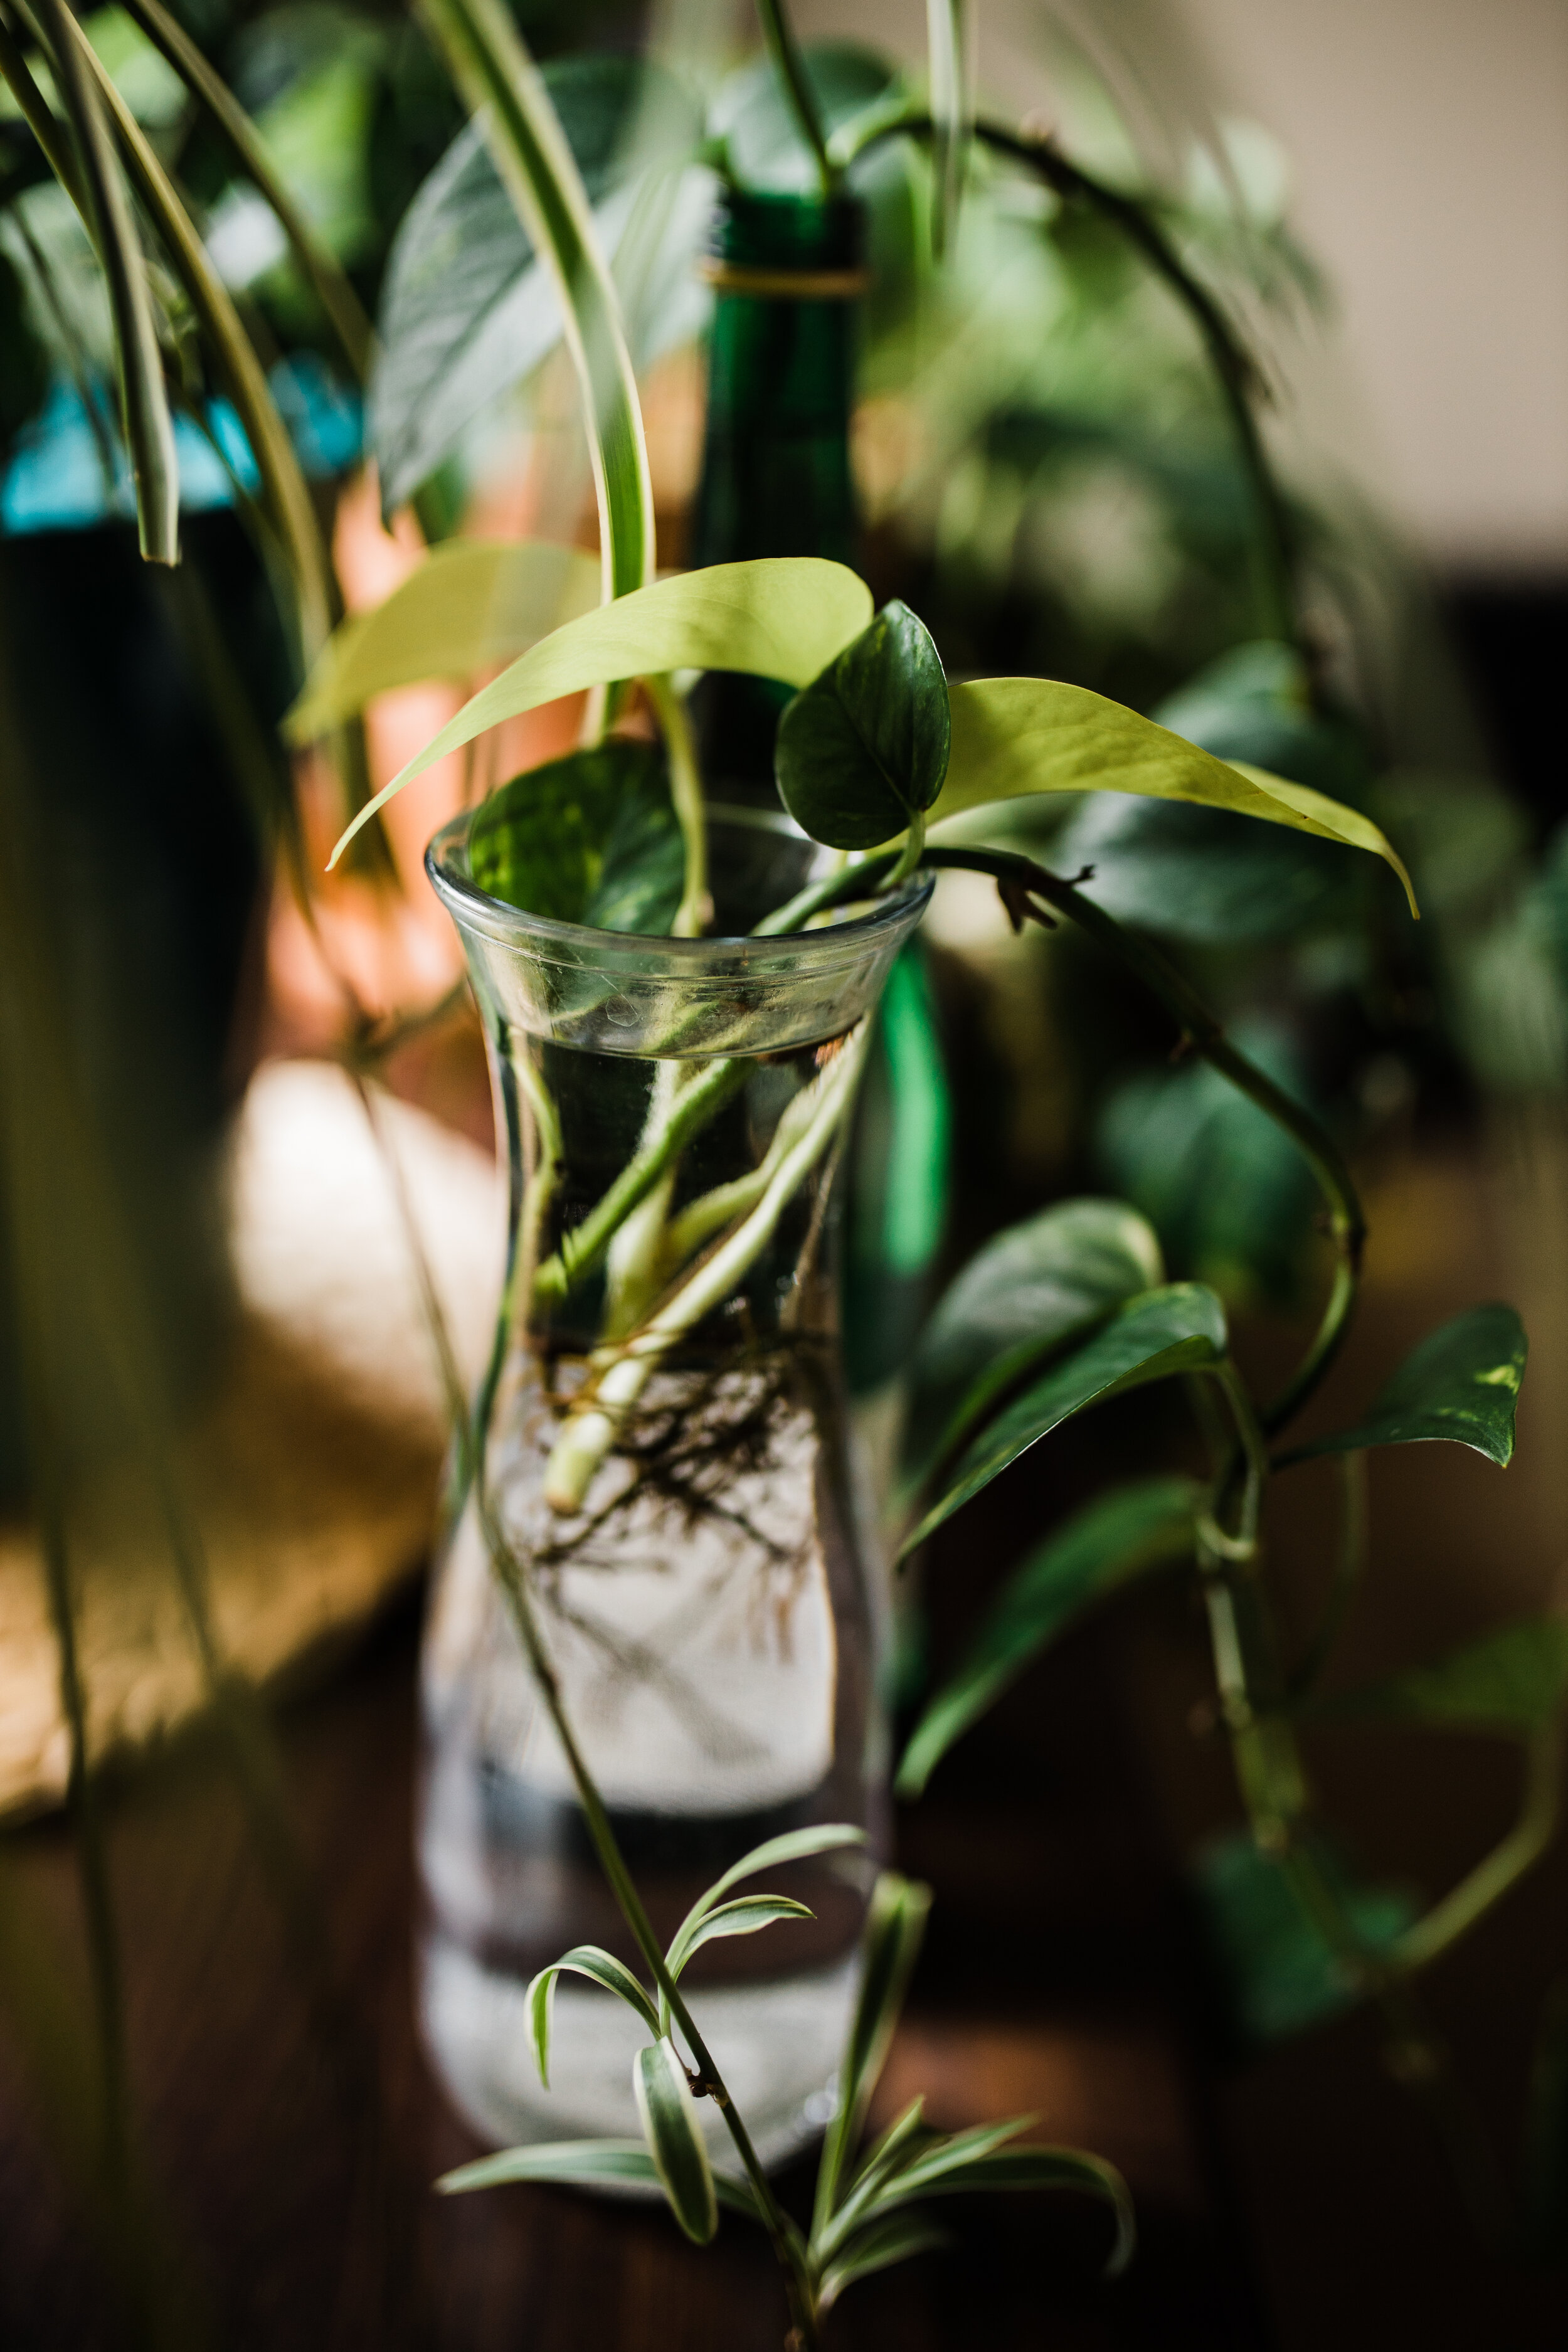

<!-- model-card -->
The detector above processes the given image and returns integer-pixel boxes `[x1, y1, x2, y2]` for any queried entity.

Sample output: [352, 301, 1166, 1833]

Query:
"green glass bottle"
[689, 184, 951, 1393]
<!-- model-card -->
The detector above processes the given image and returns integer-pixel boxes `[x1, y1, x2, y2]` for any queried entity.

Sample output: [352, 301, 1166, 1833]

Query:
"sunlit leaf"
[899, 1197, 1164, 1475]
[633, 2039, 718, 2243]
[1316, 1618, 1568, 1739]
[437, 2136, 763, 2218]
[668, 1894, 815, 1978]
[775, 598, 950, 849]
[898, 1476, 1199, 1796]
[814, 1872, 931, 2232]
[287, 539, 600, 740]
[1279, 1303, 1527, 1468]
[526, 1944, 660, 2089]
[1193, 1830, 1417, 2048]
[934, 676, 1417, 914]
[899, 1285, 1227, 1558]
[466, 740, 684, 934]
[1054, 793, 1357, 947]
[370, 57, 700, 509]
[327, 557, 874, 866]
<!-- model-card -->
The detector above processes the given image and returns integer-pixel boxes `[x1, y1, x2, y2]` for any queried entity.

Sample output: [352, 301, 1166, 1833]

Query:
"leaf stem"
[754, 0, 835, 197]
[647, 674, 710, 937]
[477, 1502, 821, 2343]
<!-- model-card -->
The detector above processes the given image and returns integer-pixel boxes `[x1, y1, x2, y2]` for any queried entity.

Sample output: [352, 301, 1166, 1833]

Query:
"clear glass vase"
[418, 808, 933, 2166]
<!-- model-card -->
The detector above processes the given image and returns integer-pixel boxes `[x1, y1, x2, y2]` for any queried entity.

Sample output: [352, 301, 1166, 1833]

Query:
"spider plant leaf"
[287, 539, 600, 740]
[526, 1946, 660, 2089]
[667, 1895, 815, 1980]
[1276, 1303, 1527, 1468]
[935, 677, 1417, 916]
[1311, 1618, 1568, 1740]
[775, 600, 950, 850]
[813, 1872, 931, 2233]
[663, 1824, 866, 1982]
[897, 1475, 1200, 1797]
[371, 55, 699, 509]
[327, 558, 873, 866]
[633, 2040, 719, 2244]
[465, 739, 684, 935]
[817, 2212, 949, 2309]
[415, 0, 653, 606]
[924, 0, 967, 257]
[41, 0, 177, 564]
[437, 2135, 762, 2220]
[898, 1285, 1227, 1559]
[899, 1197, 1165, 1476]
[871, 2141, 1135, 2278]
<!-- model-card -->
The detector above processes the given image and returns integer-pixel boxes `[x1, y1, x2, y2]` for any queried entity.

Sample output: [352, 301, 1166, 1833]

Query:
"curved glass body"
[418, 809, 931, 2164]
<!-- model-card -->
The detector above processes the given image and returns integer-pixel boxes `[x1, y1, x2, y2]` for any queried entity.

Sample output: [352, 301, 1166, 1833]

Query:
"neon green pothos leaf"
[633, 2039, 719, 2243]
[899, 1284, 1227, 1559]
[327, 557, 874, 867]
[286, 540, 600, 741]
[936, 677, 1417, 916]
[898, 1476, 1200, 1797]
[1316, 1618, 1568, 1739]
[1279, 1302, 1527, 1468]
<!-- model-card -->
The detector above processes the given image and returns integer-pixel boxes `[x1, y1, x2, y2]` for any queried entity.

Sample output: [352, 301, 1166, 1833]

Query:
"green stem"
[754, 0, 834, 197]
[1390, 1726, 1562, 1978]
[924, 845, 1364, 1433]
[844, 109, 1298, 647]
[478, 1503, 821, 2344]
[1287, 1450, 1366, 1700]
[0, 6, 88, 215]
[646, 675, 709, 937]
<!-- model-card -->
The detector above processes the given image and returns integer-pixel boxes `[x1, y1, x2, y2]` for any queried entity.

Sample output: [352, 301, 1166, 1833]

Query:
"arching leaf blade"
[1279, 1303, 1527, 1468]
[899, 1285, 1227, 1559]
[527, 1946, 661, 2087]
[900, 1197, 1165, 1477]
[775, 599, 950, 850]
[669, 1894, 814, 1979]
[898, 1475, 1200, 1796]
[327, 559, 873, 866]
[633, 2040, 719, 2243]
[664, 1823, 866, 1983]
[818, 2212, 948, 2309]
[814, 1873, 931, 2233]
[936, 677, 1417, 916]
[287, 541, 601, 739]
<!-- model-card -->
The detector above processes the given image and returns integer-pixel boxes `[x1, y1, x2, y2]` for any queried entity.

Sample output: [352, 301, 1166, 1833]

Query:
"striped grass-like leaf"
[664, 1822, 866, 1984]
[41, 0, 177, 565]
[817, 2212, 948, 2310]
[633, 2040, 718, 2243]
[438, 2136, 762, 2219]
[813, 1873, 931, 2234]
[416, 0, 652, 608]
[924, 0, 968, 256]
[526, 1946, 660, 2090]
[667, 1895, 814, 1981]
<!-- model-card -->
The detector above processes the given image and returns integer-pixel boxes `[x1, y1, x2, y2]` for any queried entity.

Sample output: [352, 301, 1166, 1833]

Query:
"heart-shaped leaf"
[897, 1476, 1200, 1796]
[1315, 1618, 1568, 1739]
[286, 539, 600, 741]
[775, 600, 951, 850]
[899, 1285, 1227, 1558]
[328, 557, 874, 866]
[899, 1198, 1165, 1476]
[466, 739, 684, 935]
[369, 56, 699, 509]
[1279, 1303, 1527, 1468]
[525, 1944, 660, 2089]
[935, 675, 1417, 914]
[1193, 1830, 1417, 2048]
[633, 2039, 719, 2243]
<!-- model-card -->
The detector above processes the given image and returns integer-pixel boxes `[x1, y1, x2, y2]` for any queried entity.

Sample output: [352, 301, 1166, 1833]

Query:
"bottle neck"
[689, 191, 865, 800]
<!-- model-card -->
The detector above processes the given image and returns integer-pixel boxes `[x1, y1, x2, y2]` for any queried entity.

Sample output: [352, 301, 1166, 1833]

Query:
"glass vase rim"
[425, 800, 934, 981]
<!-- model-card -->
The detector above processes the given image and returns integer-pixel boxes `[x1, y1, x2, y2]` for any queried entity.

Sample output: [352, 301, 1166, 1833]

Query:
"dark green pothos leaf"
[634, 2040, 718, 2244]
[370, 56, 700, 509]
[775, 600, 950, 850]
[898, 1285, 1227, 1559]
[899, 1198, 1165, 1476]
[1315, 1618, 1568, 1739]
[898, 1476, 1200, 1796]
[1280, 1303, 1527, 1468]
[467, 740, 684, 935]
[1192, 1831, 1419, 2049]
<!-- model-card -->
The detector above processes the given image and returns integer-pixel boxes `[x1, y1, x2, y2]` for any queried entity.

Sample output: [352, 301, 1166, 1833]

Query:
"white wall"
[790, 0, 1568, 575]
